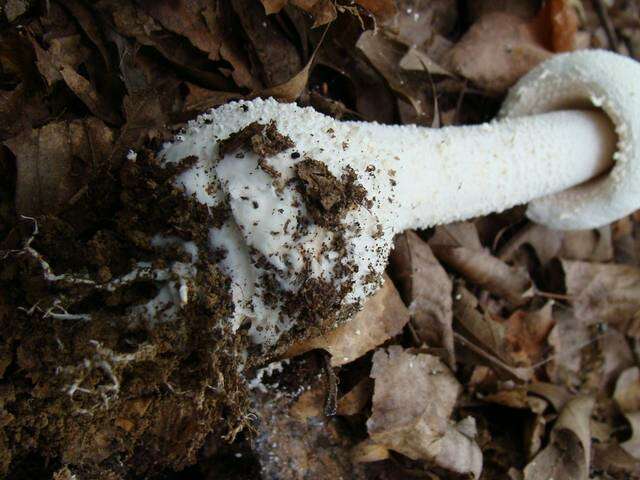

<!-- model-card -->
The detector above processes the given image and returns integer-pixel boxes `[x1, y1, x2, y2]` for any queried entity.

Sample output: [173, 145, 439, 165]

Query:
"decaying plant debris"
[2, 0, 640, 479]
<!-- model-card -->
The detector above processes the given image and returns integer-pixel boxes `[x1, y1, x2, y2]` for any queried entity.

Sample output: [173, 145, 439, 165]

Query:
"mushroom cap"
[499, 50, 640, 230]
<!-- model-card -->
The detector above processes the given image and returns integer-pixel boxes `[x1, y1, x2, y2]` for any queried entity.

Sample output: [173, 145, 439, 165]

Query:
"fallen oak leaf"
[367, 346, 482, 478]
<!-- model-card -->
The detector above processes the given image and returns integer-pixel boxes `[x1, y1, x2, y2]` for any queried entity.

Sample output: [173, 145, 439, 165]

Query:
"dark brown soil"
[0, 146, 250, 479]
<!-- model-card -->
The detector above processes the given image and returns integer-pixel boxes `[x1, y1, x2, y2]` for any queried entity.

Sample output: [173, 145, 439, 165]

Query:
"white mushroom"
[157, 50, 640, 345]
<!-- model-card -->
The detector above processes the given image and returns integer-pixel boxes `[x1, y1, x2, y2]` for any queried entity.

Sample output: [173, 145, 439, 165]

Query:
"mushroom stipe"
[157, 50, 640, 347]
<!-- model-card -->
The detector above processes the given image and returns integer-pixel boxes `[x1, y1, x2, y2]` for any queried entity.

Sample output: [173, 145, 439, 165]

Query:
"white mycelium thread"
[154, 51, 640, 346]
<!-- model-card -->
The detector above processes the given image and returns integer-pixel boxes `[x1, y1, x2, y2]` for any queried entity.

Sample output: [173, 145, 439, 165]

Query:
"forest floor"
[2, 0, 640, 479]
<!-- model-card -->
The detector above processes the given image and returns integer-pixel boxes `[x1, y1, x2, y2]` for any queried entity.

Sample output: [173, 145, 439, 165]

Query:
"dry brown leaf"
[384, 0, 458, 46]
[433, 245, 531, 307]
[430, 221, 483, 250]
[337, 378, 373, 416]
[453, 286, 506, 362]
[560, 227, 614, 262]
[257, 25, 328, 102]
[614, 367, 640, 413]
[4, 0, 29, 21]
[260, 0, 288, 14]
[504, 302, 555, 367]
[453, 285, 534, 381]
[355, 0, 397, 21]
[232, 0, 303, 86]
[356, 30, 431, 122]
[58, 0, 111, 68]
[612, 367, 640, 459]
[592, 442, 640, 478]
[498, 223, 563, 266]
[351, 439, 390, 463]
[290, 384, 326, 420]
[562, 260, 640, 331]
[621, 412, 640, 459]
[110, 89, 167, 165]
[141, 0, 223, 61]
[286, 276, 410, 366]
[531, 0, 579, 52]
[367, 346, 482, 477]
[31, 40, 121, 125]
[483, 387, 530, 409]
[447, 12, 551, 93]
[5, 118, 114, 216]
[465, 0, 540, 21]
[524, 412, 547, 460]
[398, 47, 452, 76]
[389, 231, 455, 366]
[528, 382, 572, 412]
[524, 396, 594, 480]
[596, 330, 635, 393]
[101, 1, 232, 91]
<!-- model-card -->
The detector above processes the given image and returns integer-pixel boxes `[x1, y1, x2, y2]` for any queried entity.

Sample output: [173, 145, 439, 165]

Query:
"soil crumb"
[218, 121, 294, 159]
[295, 159, 368, 228]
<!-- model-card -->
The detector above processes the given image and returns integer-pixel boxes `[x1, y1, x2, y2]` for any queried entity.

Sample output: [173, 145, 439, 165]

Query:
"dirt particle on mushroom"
[295, 159, 369, 229]
[218, 120, 294, 159]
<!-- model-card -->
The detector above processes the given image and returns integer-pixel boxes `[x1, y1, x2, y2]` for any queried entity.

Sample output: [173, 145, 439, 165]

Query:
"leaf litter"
[2, 1, 640, 479]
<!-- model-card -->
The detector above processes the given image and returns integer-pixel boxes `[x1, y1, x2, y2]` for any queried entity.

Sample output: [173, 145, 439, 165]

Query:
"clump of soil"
[218, 121, 295, 160]
[295, 159, 368, 229]
[0, 145, 250, 478]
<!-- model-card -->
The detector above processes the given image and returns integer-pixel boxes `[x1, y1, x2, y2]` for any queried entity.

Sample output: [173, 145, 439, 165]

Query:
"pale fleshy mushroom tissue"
[148, 50, 640, 346]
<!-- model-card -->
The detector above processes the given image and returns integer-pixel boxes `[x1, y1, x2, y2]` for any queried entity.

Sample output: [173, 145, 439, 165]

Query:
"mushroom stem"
[365, 109, 616, 232]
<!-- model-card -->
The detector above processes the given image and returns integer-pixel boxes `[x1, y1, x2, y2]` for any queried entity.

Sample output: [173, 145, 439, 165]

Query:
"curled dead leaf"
[286, 275, 410, 366]
[524, 396, 594, 480]
[433, 244, 532, 307]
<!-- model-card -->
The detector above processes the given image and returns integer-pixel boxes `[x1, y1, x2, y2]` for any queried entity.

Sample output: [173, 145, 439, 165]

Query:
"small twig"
[592, 0, 620, 52]
[322, 351, 338, 416]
